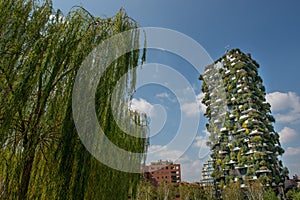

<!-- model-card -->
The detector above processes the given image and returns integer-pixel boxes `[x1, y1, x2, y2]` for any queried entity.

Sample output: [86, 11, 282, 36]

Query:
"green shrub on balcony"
[234, 62, 245, 69]
[276, 146, 285, 155]
[274, 175, 281, 184]
[238, 162, 244, 167]
[237, 151, 242, 163]
[230, 152, 236, 160]
[260, 160, 266, 166]
[221, 163, 226, 169]
[260, 166, 268, 170]
[266, 114, 275, 123]
[233, 126, 238, 132]
[211, 171, 216, 178]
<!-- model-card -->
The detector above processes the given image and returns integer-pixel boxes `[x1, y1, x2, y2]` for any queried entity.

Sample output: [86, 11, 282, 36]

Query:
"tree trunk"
[18, 135, 36, 200]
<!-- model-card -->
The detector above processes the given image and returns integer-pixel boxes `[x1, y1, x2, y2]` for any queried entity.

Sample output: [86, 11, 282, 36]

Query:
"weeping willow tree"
[0, 0, 147, 199]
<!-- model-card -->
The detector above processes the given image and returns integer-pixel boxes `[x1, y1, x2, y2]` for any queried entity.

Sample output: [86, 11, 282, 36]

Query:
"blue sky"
[53, 0, 300, 182]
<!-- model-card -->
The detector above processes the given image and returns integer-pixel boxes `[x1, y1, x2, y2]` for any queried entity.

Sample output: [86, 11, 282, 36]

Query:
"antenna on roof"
[225, 45, 230, 54]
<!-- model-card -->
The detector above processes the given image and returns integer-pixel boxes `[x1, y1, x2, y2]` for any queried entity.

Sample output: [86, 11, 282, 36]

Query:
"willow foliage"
[0, 0, 147, 199]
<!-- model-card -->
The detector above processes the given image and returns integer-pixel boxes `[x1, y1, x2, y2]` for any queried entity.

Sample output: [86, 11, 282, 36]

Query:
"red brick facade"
[143, 160, 181, 186]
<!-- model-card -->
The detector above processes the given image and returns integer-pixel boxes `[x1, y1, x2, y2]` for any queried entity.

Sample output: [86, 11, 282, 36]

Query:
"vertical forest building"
[200, 49, 287, 193]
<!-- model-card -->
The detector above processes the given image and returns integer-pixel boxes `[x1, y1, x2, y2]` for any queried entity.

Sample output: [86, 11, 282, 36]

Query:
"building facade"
[200, 160, 214, 186]
[200, 49, 287, 192]
[143, 160, 181, 186]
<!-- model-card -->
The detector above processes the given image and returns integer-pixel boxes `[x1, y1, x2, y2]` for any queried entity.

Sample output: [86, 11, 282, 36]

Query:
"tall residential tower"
[200, 49, 287, 192]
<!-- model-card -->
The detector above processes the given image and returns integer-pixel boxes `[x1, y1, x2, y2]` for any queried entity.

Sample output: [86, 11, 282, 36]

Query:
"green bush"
[263, 189, 279, 200]
[286, 190, 300, 200]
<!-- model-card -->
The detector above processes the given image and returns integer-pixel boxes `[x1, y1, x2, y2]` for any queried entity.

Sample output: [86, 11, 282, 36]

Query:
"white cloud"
[193, 129, 210, 145]
[279, 127, 298, 144]
[196, 93, 207, 112]
[177, 155, 190, 163]
[156, 92, 169, 98]
[285, 147, 300, 156]
[193, 136, 208, 148]
[266, 92, 300, 112]
[181, 102, 201, 117]
[266, 92, 300, 124]
[193, 130, 211, 160]
[180, 159, 204, 182]
[158, 150, 183, 161]
[181, 93, 206, 117]
[148, 145, 166, 152]
[129, 98, 155, 117]
[156, 92, 176, 103]
[146, 145, 184, 164]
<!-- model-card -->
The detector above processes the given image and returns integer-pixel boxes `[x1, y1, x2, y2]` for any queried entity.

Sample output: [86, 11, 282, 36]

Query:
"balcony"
[216, 98, 222, 103]
[205, 67, 212, 73]
[245, 108, 259, 113]
[219, 150, 228, 154]
[268, 156, 272, 160]
[229, 114, 235, 119]
[237, 69, 246, 74]
[212, 105, 219, 110]
[251, 119, 260, 123]
[214, 73, 220, 78]
[249, 130, 263, 136]
[240, 114, 249, 120]
[233, 147, 241, 151]
[220, 112, 227, 117]
[243, 86, 249, 91]
[256, 169, 271, 173]
[244, 138, 250, 143]
[246, 149, 255, 155]
[220, 127, 227, 132]
[227, 160, 237, 165]
[214, 119, 221, 124]
[229, 57, 236, 62]
[237, 128, 246, 133]
[265, 151, 273, 154]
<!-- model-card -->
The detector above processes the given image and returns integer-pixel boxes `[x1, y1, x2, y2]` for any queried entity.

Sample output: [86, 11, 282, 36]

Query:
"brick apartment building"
[143, 160, 181, 186]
